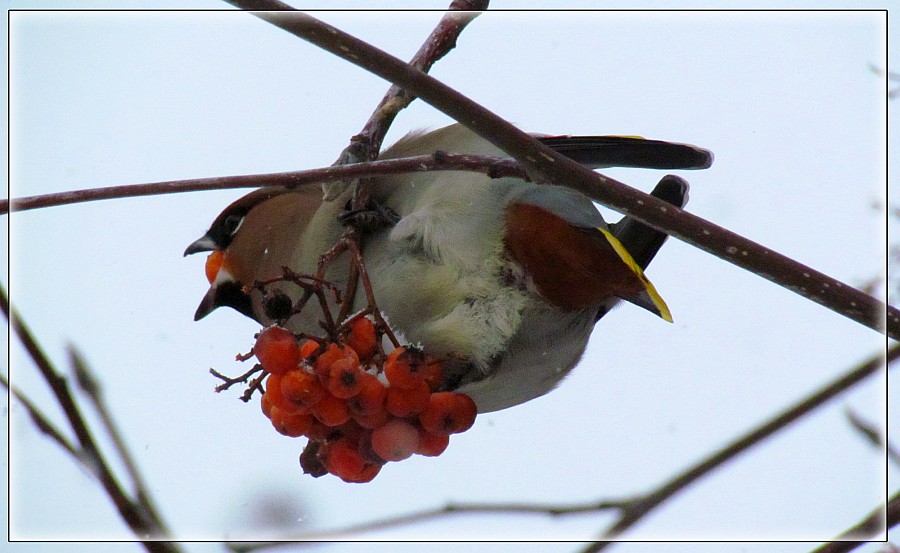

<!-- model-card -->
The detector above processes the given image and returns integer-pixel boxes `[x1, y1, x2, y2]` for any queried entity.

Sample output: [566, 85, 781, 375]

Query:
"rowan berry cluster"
[253, 317, 477, 483]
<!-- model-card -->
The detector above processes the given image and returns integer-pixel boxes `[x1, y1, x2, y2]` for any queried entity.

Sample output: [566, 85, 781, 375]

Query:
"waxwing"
[186, 124, 711, 412]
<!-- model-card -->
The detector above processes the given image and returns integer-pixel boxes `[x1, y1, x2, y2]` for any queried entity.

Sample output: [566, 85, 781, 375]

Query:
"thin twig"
[226, 5, 893, 339]
[3, 153, 523, 214]
[355, 0, 488, 160]
[579, 344, 900, 551]
[810, 490, 900, 553]
[845, 407, 900, 466]
[68, 345, 172, 537]
[3, 286, 179, 552]
[1, 372, 80, 458]
[229, 497, 632, 548]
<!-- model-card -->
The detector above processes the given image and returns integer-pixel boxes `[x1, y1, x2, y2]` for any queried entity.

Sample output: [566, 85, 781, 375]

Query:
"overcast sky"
[4, 2, 895, 553]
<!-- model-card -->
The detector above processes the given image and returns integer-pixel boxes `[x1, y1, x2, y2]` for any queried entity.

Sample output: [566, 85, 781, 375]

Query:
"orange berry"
[261, 391, 274, 419]
[264, 373, 302, 415]
[415, 427, 450, 457]
[418, 392, 478, 436]
[371, 419, 420, 462]
[384, 347, 428, 389]
[320, 438, 366, 482]
[310, 392, 351, 427]
[385, 380, 431, 417]
[343, 463, 382, 483]
[280, 369, 325, 407]
[326, 358, 364, 399]
[351, 406, 390, 430]
[347, 372, 387, 416]
[314, 343, 359, 377]
[300, 339, 320, 359]
[254, 326, 301, 375]
[204, 249, 225, 284]
[270, 407, 314, 438]
[345, 316, 377, 361]
[306, 418, 332, 441]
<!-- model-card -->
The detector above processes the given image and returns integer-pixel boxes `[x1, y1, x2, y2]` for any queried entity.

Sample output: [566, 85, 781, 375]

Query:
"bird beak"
[193, 280, 257, 322]
[193, 287, 219, 321]
[184, 234, 217, 257]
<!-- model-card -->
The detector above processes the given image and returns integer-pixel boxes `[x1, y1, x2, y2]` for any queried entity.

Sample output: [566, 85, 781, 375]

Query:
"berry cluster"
[253, 318, 477, 483]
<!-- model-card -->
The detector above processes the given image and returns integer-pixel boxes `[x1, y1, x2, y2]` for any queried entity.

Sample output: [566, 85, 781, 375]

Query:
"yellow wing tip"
[598, 227, 673, 322]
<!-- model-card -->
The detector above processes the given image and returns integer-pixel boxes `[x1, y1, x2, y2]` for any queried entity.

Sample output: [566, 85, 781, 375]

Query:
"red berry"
[346, 372, 387, 416]
[314, 343, 359, 378]
[299, 339, 320, 359]
[254, 326, 301, 375]
[280, 369, 325, 407]
[327, 358, 364, 399]
[415, 427, 450, 457]
[384, 347, 428, 389]
[371, 419, 420, 462]
[418, 392, 478, 436]
[346, 316, 377, 361]
[269, 407, 314, 438]
[320, 438, 366, 482]
[311, 392, 351, 427]
[385, 380, 431, 417]
[264, 373, 302, 415]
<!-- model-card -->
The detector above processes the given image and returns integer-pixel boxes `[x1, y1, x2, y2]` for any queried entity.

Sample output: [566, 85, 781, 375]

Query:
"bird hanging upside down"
[186, 123, 712, 413]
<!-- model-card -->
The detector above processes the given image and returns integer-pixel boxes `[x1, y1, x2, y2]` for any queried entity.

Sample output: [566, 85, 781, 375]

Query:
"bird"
[185, 123, 711, 413]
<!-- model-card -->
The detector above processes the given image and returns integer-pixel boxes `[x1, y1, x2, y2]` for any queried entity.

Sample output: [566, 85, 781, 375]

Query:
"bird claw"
[339, 200, 401, 231]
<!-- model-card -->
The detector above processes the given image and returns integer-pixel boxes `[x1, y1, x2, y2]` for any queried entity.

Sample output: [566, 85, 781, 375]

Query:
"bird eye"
[223, 214, 244, 237]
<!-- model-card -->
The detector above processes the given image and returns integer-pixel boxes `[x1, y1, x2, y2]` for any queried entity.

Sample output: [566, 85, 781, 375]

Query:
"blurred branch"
[811, 490, 900, 553]
[2, 153, 524, 214]
[219, 5, 894, 340]
[1, 372, 79, 458]
[845, 407, 900, 466]
[3, 286, 178, 552]
[69, 345, 172, 537]
[229, 497, 631, 550]
[580, 344, 899, 550]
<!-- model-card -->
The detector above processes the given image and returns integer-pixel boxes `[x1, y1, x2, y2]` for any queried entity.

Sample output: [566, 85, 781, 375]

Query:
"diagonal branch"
[3, 153, 521, 213]
[224, 5, 893, 339]
[3, 286, 178, 552]
[810, 490, 900, 553]
[581, 343, 899, 550]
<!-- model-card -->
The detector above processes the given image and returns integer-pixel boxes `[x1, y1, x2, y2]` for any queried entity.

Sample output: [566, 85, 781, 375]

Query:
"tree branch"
[580, 344, 899, 550]
[2, 153, 522, 213]
[222, 4, 893, 339]
[810, 490, 900, 553]
[3, 286, 178, 551]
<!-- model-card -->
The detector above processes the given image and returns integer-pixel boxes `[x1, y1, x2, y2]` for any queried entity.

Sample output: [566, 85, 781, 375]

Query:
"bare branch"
[810, 490, 900, 552]
[229, 497, 631, 549]
[845, 407, 900, 466]
[3, 286, 179, 551]
[3, 153, 523, 214]
[356, 1, 489, 159]
[579, 344, 899, 550]
[223, 6, 892, 339]
[1, 372, 80, 458]
[68, 345, 172, 537]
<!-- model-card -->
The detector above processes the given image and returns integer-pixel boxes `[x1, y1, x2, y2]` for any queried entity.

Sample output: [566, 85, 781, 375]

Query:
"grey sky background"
[4, 2, 894, 552]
